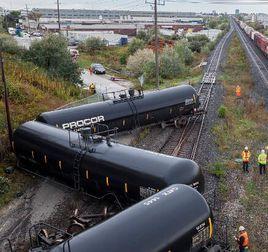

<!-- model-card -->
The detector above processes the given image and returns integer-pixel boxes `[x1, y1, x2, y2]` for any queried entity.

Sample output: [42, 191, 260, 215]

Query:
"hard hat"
[245, 146, 248, 150]
[239, 226, 245, 232]
[261, 149, 265, 154]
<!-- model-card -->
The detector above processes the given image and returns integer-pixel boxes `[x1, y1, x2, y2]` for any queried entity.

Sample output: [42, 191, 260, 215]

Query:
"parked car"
[91, 63, 106, 74]
[68, 37, 79, 46]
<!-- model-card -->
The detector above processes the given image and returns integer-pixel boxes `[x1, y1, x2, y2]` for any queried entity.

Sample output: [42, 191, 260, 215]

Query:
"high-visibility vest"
[239, 231, 249, 248]
[242, 151, 250, 162]
[258, 153, 267, 165]
[236, 86, 241, 97]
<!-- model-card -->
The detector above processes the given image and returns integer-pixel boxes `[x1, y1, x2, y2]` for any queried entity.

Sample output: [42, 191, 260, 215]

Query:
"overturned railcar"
[51, 185, 213, 252]
[36, 85, 200, 131]
[13, 121, 204, 199]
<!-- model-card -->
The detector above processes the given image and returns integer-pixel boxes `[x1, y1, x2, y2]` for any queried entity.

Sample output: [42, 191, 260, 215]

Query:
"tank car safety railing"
[29, 222, 73, 251]
[0, 237, 13, 252]
[102, 88, 144, 103]
[68, 123, 118, 151]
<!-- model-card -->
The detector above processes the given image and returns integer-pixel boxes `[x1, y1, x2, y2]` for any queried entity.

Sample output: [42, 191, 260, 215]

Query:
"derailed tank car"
[13, 121, 204, 200]
[51, 185, 213, 252]
[36, 85, 200, 131]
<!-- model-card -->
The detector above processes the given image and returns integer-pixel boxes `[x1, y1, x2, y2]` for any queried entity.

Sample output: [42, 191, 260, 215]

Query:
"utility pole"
[0, 51, 13, 151]
[57, 0, 61, 32]
[145, 0, 165, 90]
[25, 4, 31, 33]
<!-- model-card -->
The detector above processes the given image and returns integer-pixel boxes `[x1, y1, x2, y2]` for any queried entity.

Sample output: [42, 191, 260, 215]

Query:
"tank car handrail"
[0, 237, 13, 252]
[101, 88, 144, 102]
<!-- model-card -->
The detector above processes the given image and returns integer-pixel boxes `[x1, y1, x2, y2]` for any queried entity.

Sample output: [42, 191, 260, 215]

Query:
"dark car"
[91, 63, 106, 74]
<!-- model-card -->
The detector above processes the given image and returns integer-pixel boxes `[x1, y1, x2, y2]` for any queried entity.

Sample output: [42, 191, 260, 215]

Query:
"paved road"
[81, 69, 133, 94]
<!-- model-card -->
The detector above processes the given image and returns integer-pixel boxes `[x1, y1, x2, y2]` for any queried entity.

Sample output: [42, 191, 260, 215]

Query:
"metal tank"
[50, 184, 213, 252]
[13, 121, 204, 200]
[36, 85, 200, 131]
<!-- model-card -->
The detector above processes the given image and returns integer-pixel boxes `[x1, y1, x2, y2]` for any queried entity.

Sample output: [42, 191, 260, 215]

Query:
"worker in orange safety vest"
[236, 85, 241, 97]
[241, 146, 251, 173]
[234, 226, 249, 252]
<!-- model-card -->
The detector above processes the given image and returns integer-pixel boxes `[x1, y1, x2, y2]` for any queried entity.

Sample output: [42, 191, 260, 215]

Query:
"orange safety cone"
[236, 85, 241, 97]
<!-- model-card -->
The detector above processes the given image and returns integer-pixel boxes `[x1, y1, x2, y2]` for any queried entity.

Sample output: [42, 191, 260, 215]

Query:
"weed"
[218, 105, 227, 118]
[209, 161, 226, 178]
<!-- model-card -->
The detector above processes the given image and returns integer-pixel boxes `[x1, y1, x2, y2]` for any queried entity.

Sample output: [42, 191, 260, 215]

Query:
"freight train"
[236, 18, 268, 57]
[50, 185, 220, 252]
[36, 85, 201, 132]
[13, 121, 204, 201]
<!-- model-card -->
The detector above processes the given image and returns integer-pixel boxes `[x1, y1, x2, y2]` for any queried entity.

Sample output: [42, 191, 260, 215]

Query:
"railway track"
[232, 18, 268, 88]
[160, 24, 234, 160]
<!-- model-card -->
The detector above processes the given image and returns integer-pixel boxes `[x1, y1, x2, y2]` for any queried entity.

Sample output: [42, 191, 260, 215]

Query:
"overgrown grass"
[0, 55, 83, 208]
[78, 46, 129, 71]
[212, 35, 268, 251]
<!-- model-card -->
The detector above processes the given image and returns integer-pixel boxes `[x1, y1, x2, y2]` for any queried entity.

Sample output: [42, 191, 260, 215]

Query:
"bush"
[0, 176, 9, 195]
[119, 53, 127, 65]
[0, 33, 20, 54]
[188, 35, 210, 53]
[209, 162, 226, 178]
[128, 38, 145, 55]
[79, 37, 106, 52]
[24, 34, 81, 83]
[144, 61, 156, 83]
[127, 48, 154, 76]
[174, 41, 193, 65]
[218, 105, 227, 118]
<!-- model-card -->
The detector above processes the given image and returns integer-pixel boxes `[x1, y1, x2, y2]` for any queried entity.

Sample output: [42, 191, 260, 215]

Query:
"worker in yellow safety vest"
[89, 83, 96, 94]
[234, 226, 249, 252]
[258, 149, 267, 175]
[241, 146, 251, 173]
[236, 85, 241, 97]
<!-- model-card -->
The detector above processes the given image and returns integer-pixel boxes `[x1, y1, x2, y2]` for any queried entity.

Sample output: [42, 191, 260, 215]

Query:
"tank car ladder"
[73, 149, 86, 191]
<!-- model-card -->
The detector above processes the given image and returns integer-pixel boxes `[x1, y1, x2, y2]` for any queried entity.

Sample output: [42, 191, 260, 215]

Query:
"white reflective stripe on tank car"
[169, 108, 172, 114]
[86, 170, 89, 179]
[208, 217, 213, 238]
[146, 114, 149, 120]
[122, 120, 126, 126]
[58, 161, 62, 170]
[31, 151, 35, 159]
[44, 155, 48, 164]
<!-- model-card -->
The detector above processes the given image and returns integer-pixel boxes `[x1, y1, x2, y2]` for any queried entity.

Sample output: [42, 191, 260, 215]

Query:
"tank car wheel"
[67, 222, 85, 235]
[175, 117, 187, 128]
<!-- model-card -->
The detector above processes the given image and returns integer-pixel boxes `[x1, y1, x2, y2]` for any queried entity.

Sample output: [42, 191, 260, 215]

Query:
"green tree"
[128, 38, 145, 55]
[24, 34, 81, 83]
[160, 46, 184, 79]
[4, 11, 21, 29]
[174, 41, 193, 65]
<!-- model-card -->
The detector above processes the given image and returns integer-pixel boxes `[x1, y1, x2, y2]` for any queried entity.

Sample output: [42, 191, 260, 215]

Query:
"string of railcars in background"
[236, 18, 268, 57]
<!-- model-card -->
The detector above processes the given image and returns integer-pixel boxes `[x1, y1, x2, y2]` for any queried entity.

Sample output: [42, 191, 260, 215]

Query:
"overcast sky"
[2, 0, 268, 14]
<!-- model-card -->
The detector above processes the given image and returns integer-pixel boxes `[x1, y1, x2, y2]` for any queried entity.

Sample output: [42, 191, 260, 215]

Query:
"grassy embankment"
[211, 35, 268, 251]
[0, 56, 80, 208]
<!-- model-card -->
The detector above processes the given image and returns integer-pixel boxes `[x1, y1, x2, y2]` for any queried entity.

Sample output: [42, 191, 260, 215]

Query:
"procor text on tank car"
[13, 121, 205, 202]
[36, 85, 201, 132]
[48, 185, 220, 252]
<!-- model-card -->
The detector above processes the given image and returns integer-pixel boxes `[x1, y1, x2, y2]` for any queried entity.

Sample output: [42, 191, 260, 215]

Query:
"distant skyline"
[2, 0, 268, 14]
